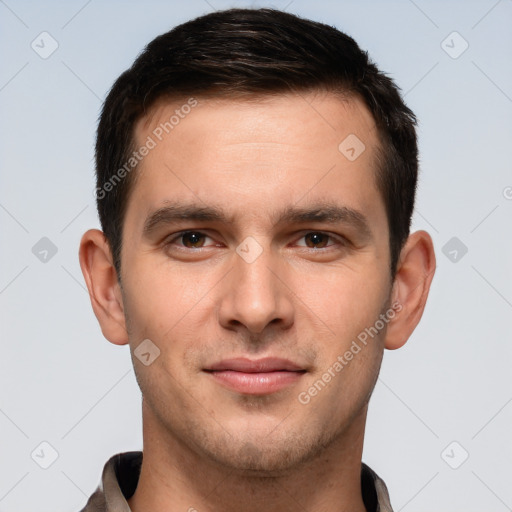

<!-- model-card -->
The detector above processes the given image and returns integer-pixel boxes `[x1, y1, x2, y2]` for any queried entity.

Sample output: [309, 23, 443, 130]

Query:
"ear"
[79, 229, 129, 345]
[384, 230, 436, 350]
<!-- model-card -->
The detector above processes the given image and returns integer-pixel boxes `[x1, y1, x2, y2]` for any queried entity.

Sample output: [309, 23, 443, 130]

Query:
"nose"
[217, 241, 294, 335]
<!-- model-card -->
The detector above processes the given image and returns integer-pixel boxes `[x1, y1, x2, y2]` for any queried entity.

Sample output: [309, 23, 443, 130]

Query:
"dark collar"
[80, 451, 393, 512]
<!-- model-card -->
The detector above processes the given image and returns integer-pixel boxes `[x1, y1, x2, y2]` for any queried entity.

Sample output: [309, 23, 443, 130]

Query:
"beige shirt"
[79, 451, 393, 512]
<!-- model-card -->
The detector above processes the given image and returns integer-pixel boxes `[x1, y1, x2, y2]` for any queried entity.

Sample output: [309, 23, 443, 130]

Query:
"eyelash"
[164, 230, 347, 252]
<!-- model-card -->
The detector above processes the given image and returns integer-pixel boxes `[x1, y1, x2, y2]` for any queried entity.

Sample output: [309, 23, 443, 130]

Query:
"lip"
[205, 357, 304, 373]
[204, 357, 306, 395]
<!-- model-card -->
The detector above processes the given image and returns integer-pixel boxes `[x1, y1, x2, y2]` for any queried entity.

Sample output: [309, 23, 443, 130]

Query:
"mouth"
[203, 357, 307, 395]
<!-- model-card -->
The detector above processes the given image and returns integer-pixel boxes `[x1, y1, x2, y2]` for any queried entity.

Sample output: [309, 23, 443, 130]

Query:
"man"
[78, 7, 435, 512]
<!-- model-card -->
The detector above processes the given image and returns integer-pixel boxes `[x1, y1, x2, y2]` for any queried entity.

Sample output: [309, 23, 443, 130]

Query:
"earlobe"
[78, 229, 129, 345]
[384, 230, 436, 350]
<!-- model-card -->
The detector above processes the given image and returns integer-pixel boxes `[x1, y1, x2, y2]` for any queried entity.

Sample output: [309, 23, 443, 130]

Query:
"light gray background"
[1, 0, 511, 511]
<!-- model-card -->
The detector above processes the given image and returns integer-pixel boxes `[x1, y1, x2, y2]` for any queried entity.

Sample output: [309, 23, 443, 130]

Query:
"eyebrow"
[142, 201, 372, 240]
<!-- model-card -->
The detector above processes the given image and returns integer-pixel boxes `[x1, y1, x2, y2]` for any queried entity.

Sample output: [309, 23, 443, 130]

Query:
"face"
[119, 91, 393, 473]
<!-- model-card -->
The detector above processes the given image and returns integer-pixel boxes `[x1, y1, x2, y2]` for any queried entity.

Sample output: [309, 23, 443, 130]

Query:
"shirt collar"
[80, 451, 393, 512]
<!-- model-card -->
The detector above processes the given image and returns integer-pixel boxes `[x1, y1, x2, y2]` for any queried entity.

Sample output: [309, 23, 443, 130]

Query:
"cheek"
[315, 266, 389, 339]
[303, 304, 387, 417]
[123, 260, 211, 335]
[304, 270, 389, 405]
[122, 267, 214, 380]
[125, 289, 203, 417]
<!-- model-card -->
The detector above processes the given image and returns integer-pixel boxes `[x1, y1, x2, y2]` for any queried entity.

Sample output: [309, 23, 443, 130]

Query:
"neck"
[128, 402, 368, 512]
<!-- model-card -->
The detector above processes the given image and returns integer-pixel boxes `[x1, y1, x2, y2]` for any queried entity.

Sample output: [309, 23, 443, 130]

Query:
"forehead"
[136, 90, 379, 157]
[128, 91, 385, 232]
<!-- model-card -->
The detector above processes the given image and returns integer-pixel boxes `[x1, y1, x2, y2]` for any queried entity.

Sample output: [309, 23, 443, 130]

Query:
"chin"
[190, 420, 335, 475]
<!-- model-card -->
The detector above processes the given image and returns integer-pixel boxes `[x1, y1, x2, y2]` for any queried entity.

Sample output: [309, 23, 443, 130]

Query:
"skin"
[79, 90, 435, 512]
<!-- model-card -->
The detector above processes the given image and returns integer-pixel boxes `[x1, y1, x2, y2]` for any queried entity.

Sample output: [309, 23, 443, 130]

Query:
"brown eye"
[304, 232, 330, 248]
[181, 232, 206, 248]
